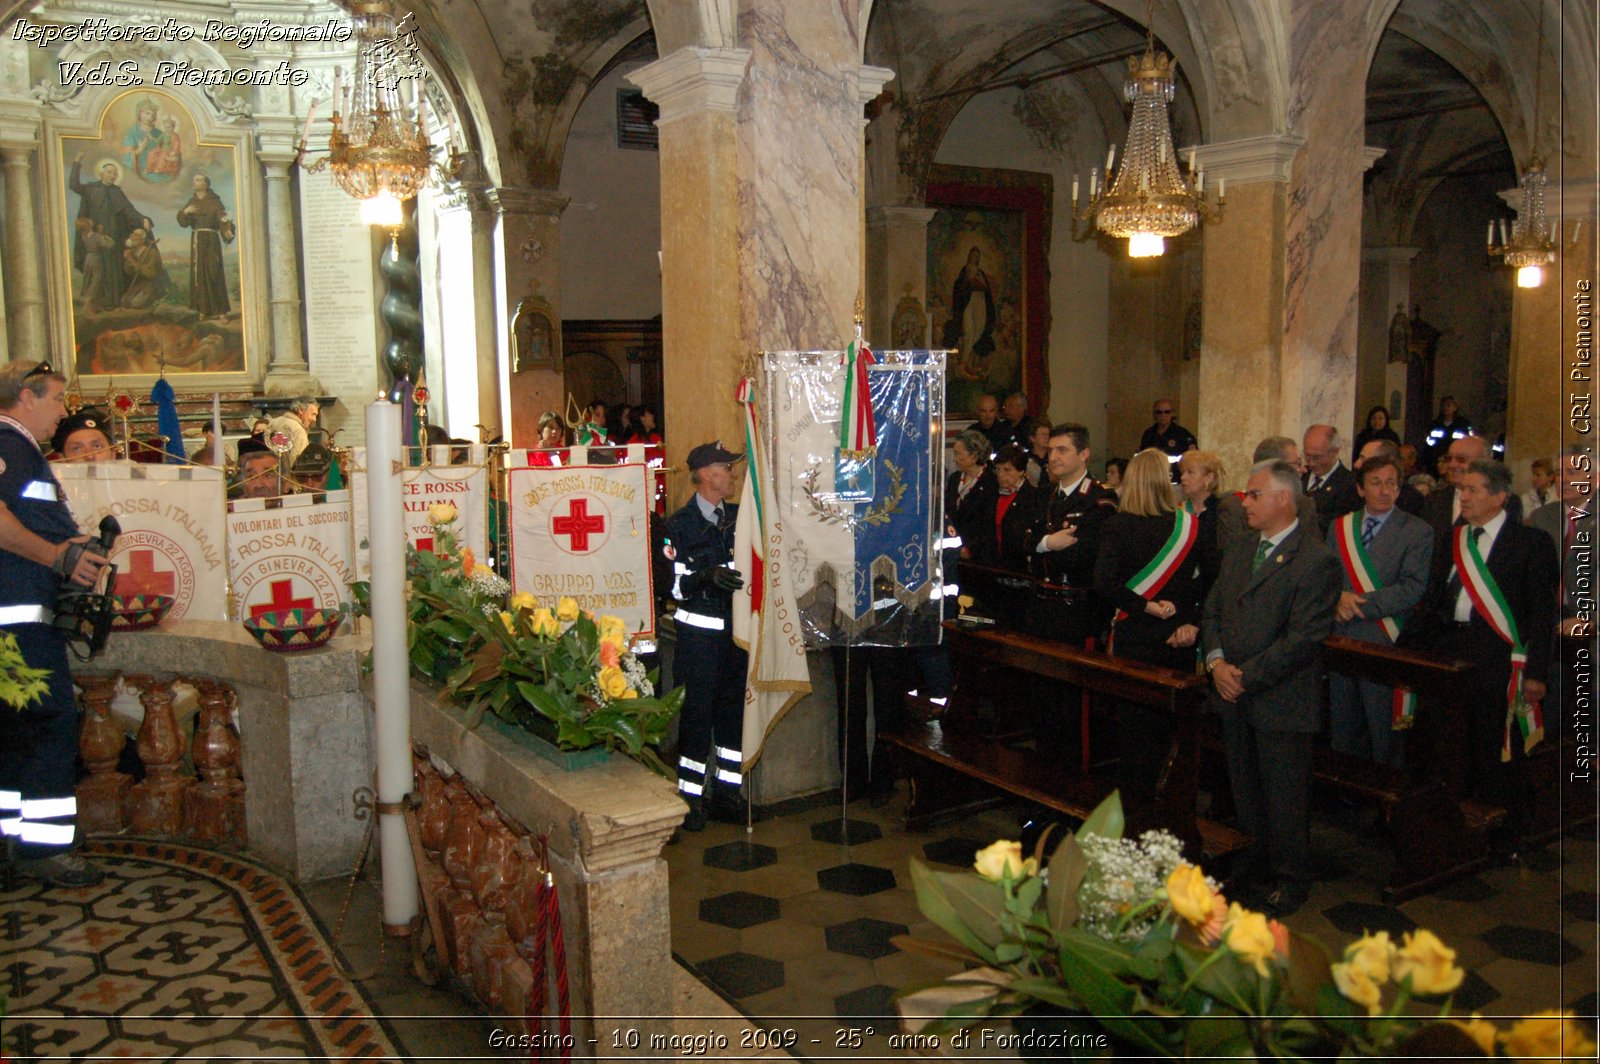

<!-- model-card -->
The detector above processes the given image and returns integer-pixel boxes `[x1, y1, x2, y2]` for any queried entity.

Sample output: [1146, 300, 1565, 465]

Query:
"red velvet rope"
[528, 868, 549, 1061]
[542, 835, 573, 1060]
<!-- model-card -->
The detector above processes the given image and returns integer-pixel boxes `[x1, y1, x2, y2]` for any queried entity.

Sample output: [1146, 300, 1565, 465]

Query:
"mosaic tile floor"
[1, 839, 405, 1061]
[665, 786, 1600, 1060]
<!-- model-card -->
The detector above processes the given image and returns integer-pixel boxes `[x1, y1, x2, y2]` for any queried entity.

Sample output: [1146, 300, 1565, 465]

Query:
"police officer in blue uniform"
[665, 441, 748, 831]
[0, 360, 110, 887]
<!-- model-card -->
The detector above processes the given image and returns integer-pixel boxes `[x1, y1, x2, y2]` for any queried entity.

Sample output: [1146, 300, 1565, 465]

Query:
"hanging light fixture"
[1488, 5, 1556, 289]
[1072, 2, 1219, 257]
[297, 1, 458, 236]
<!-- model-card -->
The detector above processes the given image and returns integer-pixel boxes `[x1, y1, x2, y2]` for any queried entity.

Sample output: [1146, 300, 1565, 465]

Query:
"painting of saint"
[927, 206, 1027, 416]
[60, 90, 247, 378]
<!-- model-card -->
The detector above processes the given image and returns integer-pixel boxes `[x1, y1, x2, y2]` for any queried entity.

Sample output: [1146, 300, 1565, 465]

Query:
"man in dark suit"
[1217, 436, 1316, 544]
[1025, 422, 1117, 646]
[1330, 439, 1426, 518]
[1202, 459, 1342, 916]
[1421, 435, 1522, 546]
[1138, 397, 1197, 480]
[1325, 456, 1433, 766]
[1301, 424, 1354, 535]
[1527, 446, 1592, 724]
[1407, 459, 1558, 862]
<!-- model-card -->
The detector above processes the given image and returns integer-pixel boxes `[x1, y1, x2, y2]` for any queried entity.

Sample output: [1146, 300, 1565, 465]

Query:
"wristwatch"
[1205, 657, 1225, 674]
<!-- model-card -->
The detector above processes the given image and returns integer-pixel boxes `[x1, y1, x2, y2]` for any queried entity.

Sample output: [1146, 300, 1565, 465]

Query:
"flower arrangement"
[351, 502, 683, 775]
[899, 792, 1596, 1059]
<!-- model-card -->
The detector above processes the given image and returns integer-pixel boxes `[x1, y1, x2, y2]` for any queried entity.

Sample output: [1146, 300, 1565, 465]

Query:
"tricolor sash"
[1454, 525, 1544, 761]
[1333, 512, 1417, 728]
[838, 338, 877, 453]
[1114, 508, 1198, 624]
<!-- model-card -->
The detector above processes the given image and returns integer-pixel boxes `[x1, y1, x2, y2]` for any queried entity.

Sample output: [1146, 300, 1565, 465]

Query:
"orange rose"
[599, 640, 621, 668]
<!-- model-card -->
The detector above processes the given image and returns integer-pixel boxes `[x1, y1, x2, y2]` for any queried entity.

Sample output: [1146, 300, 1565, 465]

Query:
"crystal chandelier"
[1488, 6, 1556, 289]
[1072, 8, 1219, 258]
[298, 1, 456, 231]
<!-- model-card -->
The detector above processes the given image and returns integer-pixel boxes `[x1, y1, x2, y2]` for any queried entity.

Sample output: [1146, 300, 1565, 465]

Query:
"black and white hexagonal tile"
[824, 918, 907, 960]
[834, 983, 897, 1022]
[817, 863, 897, 896]
[811, 818, 882, 845]
[921, 837, 986, 869]
[1320, 901, 1417, 939]
[695, 952, 785, 998]
[1479, 924, 1581, 966]
[699, 891, 781, 930]
[703, 841, 779, 872]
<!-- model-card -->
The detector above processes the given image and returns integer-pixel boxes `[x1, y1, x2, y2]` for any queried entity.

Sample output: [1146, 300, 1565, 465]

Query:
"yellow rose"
[1392, 929, 1463, 995]
[427, 500, 458, 525]
[530, 608, 559, 637]
[498, 610, 515, 634]
[557, 597, 580, 622]
[1451, 1015, 1499, 1057]
[598, 615, 628, 641]
[1331, 961, 1384, 1016]
[597, 665, 629, 699]
[511, 591, 537, 612]
[972, 840, 1037, 881]
[1165, 863, 1216, 927]
[1221, 903, 1277, 977]
[1342, 930, 1394, 985]
[1503, 1011, 1597, 1061]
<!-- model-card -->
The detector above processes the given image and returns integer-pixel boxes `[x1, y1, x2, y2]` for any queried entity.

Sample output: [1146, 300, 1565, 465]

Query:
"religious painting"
[57, 90, 247, 379]
[925, 165, 1052, 419]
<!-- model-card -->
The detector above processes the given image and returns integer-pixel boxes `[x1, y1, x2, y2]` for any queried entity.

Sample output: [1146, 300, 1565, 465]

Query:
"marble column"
[1194, 134, 1301, 483]
[491, 187, 568, 446]
[865, 205, 936, 346]
[0, 131, 46, 360]
[1281, 0, 1368, 441]
[468, 189, 504, 444]
[1504, 181, 1597, 480]
[258, 147, 316, 394]
[628, 47, 748, 500]
[1359, 246, 1420, 433]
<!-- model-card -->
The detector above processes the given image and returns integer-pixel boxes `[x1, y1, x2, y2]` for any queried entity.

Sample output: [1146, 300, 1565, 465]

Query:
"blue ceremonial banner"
[763, 349, 947, 647]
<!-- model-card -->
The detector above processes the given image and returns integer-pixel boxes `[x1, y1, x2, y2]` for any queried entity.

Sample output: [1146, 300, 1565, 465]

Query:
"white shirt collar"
[1056, 472, 1087, 497]
[1259, 519, 1299, 551]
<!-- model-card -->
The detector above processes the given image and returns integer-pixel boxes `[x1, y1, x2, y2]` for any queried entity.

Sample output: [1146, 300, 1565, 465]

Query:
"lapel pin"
[1275, 555, 1285, 564]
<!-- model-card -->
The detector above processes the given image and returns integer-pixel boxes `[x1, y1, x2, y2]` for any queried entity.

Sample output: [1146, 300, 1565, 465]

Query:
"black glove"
[708, 567, 745, 593]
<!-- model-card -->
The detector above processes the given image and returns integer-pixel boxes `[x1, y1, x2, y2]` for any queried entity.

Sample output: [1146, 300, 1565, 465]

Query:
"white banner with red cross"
[506, 455, 656, 639]
[55, 461, 230, 621]
[227, 491, 355, 618]
[347, 445, 491, 580]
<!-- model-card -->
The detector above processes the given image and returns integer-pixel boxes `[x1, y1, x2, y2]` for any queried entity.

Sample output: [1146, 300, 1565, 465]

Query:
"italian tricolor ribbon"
[839, 338, 877, 453]
[1454, 525, 1544, 761]
[736, 378, 766, 615]
[1114, 508, 1198, 624]
[1333, 512, 1417, 728]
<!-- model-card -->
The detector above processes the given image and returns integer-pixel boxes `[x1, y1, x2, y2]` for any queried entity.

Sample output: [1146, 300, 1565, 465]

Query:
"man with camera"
[0, 360, 111, 887]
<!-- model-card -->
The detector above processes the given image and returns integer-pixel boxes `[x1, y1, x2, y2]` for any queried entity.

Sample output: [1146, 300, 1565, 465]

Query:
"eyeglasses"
[23, 361, 52, 380]
[1154, 408, 1173, 415]
[1241, 488, 1286, 499]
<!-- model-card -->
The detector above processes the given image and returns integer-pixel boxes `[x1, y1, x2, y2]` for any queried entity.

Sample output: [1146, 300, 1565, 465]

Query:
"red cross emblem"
[250, 578, 316, 620]
[114, 549, 176, 598]
[415, 535, 434, 554]
[551, 497, 607, 553]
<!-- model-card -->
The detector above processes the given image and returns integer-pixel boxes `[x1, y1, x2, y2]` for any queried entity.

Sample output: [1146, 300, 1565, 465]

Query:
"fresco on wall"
[60, 90, 247, 379]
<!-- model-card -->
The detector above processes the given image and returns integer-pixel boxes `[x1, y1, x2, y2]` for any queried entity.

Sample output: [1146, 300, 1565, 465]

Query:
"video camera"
[53, 515, 120, 658]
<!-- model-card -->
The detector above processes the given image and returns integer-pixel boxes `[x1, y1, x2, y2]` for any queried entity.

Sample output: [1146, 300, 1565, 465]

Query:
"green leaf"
[1075, 790, 1124, 842]
[1283, 930, 1335, 1013]
[1003, 977, 1078, 1009]
[938, 869, 1012, 951]
[890, 935, 983, 967]
[1046, 834, 1087, 933]
[908, 858, 999, 964]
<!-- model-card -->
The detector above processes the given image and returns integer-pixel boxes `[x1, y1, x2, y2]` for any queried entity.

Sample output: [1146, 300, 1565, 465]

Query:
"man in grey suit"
[1529, 447, 1593, 714]
[1217, 436, 1317, 544]
[1325, 456, 1433, 766]
[1203, 459, 1342, 917]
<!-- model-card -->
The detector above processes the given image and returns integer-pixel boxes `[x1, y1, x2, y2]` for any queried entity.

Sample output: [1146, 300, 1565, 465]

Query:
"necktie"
[713, 504, 726, 529]
[1307, 474, 1322, 493]
[1361, 516, 1378, 546]
[1251, 538, 1272, 573]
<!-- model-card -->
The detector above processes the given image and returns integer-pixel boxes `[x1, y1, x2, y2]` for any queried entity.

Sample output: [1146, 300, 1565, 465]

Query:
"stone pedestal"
[82, 621, 372, 880]
[130, 680, 191, 836]
[408, 679, 684, 1050]
[75, 674, 130, 834]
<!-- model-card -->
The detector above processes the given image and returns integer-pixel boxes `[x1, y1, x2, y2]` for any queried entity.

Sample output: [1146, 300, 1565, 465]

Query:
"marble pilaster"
[1282, 0, 1368, 440]
[865, 206, 936, 346]
[468, 189, 504, 444]
[1359, 246, 1420, 430]
[1503, 181, 1598, 478]
[258, 145, 316, 394]
[628, 47, 748, 499]
[491, 187, 568, 447]
[0, 121, 46, 360]
[1193, 135, 1299, 483]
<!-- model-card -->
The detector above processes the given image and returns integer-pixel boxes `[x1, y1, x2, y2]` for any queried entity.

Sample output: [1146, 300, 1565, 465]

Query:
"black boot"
[682, 796, 707, 832]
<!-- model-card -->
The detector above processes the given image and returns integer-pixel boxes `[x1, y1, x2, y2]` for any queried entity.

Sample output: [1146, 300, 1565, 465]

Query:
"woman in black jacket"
[1093, 449, 1204, 798]
[1352, 405, 1401, 455]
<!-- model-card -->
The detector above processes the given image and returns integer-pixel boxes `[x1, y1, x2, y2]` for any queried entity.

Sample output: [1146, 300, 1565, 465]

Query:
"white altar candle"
[1486, 220, 1496, 247]
[1106, 144, 1116, 174]
[1071, 175, 1079, 204]
[366, 398, 419, 930]
[1218, 176, 1226, 199]
[333, 67, 344, 114]
[1189, 147, 1197, 174]
[300, 100, 317, 146]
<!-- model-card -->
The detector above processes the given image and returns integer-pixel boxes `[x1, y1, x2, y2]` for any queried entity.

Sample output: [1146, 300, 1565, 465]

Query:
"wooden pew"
[881, 622, 1247, 862]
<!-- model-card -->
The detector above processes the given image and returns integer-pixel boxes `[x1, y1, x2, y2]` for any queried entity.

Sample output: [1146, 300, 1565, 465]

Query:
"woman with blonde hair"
[1093, 449, 1207, 798]
[1178, 449, 1226, 599]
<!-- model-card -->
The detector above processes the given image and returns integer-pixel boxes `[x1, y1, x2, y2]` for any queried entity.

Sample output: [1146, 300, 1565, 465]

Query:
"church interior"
[0, 0, 1595, 1058]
